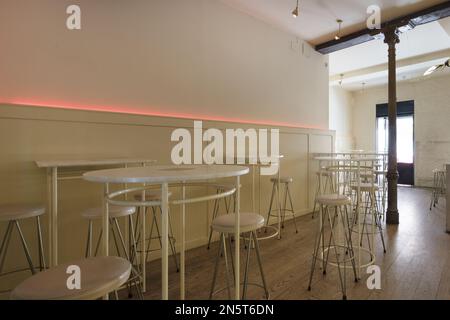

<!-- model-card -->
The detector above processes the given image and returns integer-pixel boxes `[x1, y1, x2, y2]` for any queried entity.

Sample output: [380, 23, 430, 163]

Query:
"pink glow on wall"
[1, 99, 325, 130]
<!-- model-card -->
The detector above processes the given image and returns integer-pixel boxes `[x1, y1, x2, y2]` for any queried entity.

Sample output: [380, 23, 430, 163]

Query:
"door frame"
[375, 100, 415, 186]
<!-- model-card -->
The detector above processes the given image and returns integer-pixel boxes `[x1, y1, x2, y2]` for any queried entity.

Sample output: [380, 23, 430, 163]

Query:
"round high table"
[83, 164, 249, 300]
[314, 156, 382, 278]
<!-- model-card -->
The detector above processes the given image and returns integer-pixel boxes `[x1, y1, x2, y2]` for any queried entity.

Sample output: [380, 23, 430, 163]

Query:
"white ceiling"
[219, 0, 450, 90]
[331, 57, 450, 90]
[329, 17, 450, 90]
[220, 0, 448, 44]
[329, 18, 450, 75]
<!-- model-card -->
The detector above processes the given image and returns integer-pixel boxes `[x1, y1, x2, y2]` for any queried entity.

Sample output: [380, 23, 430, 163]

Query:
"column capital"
[383, 26, 400, 46]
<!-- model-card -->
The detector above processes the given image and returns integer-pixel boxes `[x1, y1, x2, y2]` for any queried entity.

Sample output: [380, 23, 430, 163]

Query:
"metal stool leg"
[287, 184, 298, 233]
[323, 206, 338, 274]
[167, 208, 179, 272]
[85, 220, 93, 258]
[94, 228, 103, 257]
[328, 211, 347, 300]
[281, 183, 288, 229]
[227, 235, 235, 281]
[341, 205, 358, 282]
[129, 214, 140, 270]
[276, 180, 282, 239]
[207, 192, 221, 249]
[128, 214, 143, 300]
[110, 217, 140, 299]
[36, 216, 46, 270]
[0, 221, 14, 274]
[113, 218, 130, 260]
[253, 231, 269, 299]
[429, 172, 435, 210]
[242, 232, 252, 300]
[0, 218, 46, 276]
[110, 219, 122, 258]
[312, 174, 321, 219]
[209, 233, 224, 299]
[209, 233, 234, 300]
[143, 207, 157, 262]
[265, 181, 276, 231]
[15, 221, 36, 275]
[308, 205, 325, 291]
[372, 195, 387, 254]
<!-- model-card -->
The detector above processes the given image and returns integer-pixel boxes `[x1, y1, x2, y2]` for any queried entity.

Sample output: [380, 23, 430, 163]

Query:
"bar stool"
[82, 206, 137, 260]
[134, 190, 179, 271]
[312, 170, 334, 218]
[10, 256, 131, 300]
[209, 213, 269, 300]
[351, 183, 386, 253]
[82, 205, 143, 299]
[374, 170, 387, 220]
[266, 177, 298, 235]
[0, 204, 46, 278]
[207, 184, 236, 250]
[308, 194, 357, 300]
[430, 168, 446, 210]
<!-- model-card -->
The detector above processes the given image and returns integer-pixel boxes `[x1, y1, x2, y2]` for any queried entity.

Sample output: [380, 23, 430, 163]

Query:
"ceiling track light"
[339, 74, 344, 85]
[335, 19, 343, 40]
[292, 0, 299, 18]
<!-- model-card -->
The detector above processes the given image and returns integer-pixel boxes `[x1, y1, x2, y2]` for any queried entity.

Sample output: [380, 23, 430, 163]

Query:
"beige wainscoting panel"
[0, 104, 334, 295]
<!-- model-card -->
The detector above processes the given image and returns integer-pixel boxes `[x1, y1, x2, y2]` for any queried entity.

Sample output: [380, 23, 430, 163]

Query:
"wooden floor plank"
[128, 187, 450, 300]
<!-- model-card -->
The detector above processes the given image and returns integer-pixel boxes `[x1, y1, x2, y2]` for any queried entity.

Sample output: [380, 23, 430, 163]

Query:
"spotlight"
[292, 0, 299, 18]
[335, 19, 343, 40]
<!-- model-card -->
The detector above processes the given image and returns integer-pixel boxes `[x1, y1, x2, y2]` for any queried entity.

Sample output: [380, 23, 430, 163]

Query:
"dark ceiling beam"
[316, 1, 450, 54]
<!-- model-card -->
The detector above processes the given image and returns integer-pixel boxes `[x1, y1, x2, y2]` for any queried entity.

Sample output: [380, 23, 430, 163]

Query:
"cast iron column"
[384, 26, 400, 224]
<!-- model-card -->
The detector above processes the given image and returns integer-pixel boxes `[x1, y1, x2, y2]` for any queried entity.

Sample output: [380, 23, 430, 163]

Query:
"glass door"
[376, 114, 414, 185]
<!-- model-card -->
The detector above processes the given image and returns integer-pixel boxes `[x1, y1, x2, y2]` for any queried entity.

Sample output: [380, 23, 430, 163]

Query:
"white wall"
[329, 86, 354, 151]
[0, 0, 332, 295]
[0, 0, 329, 129]
[352, 74, 450, 186]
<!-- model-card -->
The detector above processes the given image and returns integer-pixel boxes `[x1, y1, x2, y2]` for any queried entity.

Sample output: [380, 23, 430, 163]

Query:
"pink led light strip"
[2, 99, 324, 130]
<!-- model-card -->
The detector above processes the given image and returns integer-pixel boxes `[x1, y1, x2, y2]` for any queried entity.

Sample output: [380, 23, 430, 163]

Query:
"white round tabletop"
[83, 164, 250, 184]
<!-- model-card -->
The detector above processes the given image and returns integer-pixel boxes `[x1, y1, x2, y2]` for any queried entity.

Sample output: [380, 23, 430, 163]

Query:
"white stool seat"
[10, 256, 131, 300]
[317, 194, 351, 206]
[133, 190, 172, 201]
[270, 177, 293, 183]
[433, 169, 446, 174]
[82, 206, 136, 220]
[0, 204, 45, 222]
[212, 213, 264, 234]
[351, 183, 379, 191]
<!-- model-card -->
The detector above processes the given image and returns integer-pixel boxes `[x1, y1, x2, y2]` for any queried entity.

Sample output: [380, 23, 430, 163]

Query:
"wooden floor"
[139, 187, 450, 300]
